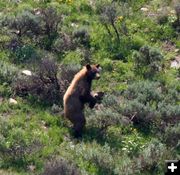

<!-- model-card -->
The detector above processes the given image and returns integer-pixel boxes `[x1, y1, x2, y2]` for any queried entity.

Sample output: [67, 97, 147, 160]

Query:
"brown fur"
[63, 64, 101, 137]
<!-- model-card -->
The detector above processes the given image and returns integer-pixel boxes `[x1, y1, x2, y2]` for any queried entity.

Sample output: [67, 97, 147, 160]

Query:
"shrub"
[14, 61, 81, 106]
[86, 94, 131, 138]
[14, 59, 60, 105]
[132, 45, 164, 79]
[133, 139, 174, 174]
[131, 35, 146, 50]
[73, 28, 91, 48]
[42, 157, 80, 175]
[0, 61, 18, 84]
[122, 81, 160, 130]
[172, 3, 180, 32]
[3, 10, 41, 38]
[62, 50, 84, 65]
[99, 2, 120, 42]
[2, 7, 62, 51]
[14, 45, 40, 63]
[52, 34, 75, 54]
[163, 123, 180, 148]
[157, 14, 168, 25]
[175, 3, 180, 22]
[156, 7, 169, 25]
[7, 38, 21, 52]
[39, 7, 62, 50]
[59, 141, 116, 175]
[121, 81, 180, 132]
[0, 116, 42, 169]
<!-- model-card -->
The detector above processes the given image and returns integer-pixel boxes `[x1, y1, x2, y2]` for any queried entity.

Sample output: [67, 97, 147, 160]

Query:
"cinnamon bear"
[63, 64, 102, 138]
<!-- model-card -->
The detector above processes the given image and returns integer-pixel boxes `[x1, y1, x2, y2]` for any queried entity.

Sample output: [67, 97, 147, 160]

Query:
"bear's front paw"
[93, 92, 104, 103]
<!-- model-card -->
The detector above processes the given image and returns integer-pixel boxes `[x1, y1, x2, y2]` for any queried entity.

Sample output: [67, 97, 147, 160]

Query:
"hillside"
[0, 0, 180, 175]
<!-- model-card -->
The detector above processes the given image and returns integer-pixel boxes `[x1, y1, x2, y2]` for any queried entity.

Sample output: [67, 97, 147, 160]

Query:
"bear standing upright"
[63, 64, 102, 138]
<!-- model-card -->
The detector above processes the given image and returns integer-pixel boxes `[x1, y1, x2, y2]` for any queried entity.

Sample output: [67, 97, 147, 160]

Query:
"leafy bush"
[131, 35, 146, 50]
[52, 34, 75, 54]
[14, 61, 81, 105]
[59, 141, 116, 175]
[121, 81, 180, 131]
[132, 45, 164, 79]
[39, 7, 62, 50]
[86, 94, 131, 138]
[3, 10, 41, 37]
[98, 2, 121, 42]
[42, 157, 80, 175]
[0, 61, 18, 84]
[2, 7, 62, 51]
[59, 139, 171, 175]
[133, 139, 174, 174]
[14, 45, 40, 63]
[174, 3, 180, 23]
[14, 59, 60, 105]
[172, 3, 180, 32]
[0, 116, 42, 169]
[163, 123, 180, 148]
[62, 50, 84, 65]
[73, 28, 91, 48]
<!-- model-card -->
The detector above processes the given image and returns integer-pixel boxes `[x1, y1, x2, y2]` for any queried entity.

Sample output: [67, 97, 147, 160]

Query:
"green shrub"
[157, 14, 168, 25]
[163, 123, 180, 148]
[14, 45, 39, 63]
[131, 35, 146, 50]
[2, 7, 62, 51]
[175, 40, 180, 48]
[175, 3, 180, 22]
[14, 59, 60, 105]
[133, 139, 175, 174]
[0, 116, 43, 169]
[62, 50, 84, 65]
[86, 93, 131, 139]
[52, 34, 75, 54]
[73, 28, 91, 49]
[3, 10, 41, 37]
[132, 45, 164, 79]
[0, 61, 18, 84]
[101, 59, 113, 71]
[39, 7, 62, 50]
[121, 81, 180, 132]
[42, 157, 80, 175]
[14, 61, 81, 106]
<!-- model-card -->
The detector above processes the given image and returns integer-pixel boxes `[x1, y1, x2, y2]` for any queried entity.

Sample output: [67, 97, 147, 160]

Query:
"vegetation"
[0, 0, 179, 175]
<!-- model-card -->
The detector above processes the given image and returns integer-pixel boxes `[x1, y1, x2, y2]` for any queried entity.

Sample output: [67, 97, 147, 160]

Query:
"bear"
[63, 64, 102, 138]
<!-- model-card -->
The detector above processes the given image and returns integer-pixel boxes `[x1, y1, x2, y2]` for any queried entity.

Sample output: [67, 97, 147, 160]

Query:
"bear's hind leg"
[73, 114, 86, 138]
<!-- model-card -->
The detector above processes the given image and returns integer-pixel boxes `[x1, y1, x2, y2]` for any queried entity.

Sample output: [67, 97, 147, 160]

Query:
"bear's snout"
[95, 73, 100, 79]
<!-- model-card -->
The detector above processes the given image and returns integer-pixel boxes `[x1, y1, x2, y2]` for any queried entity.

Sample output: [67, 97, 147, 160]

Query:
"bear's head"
[85, 64, 101, 81]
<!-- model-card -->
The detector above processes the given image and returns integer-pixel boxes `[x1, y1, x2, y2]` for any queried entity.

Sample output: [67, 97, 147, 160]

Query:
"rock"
[71, 23, 78, 28]
[9, 98, 18, 105]
[175, 49, 179, 53]
[140, 7, 149, 12]
[170, 10, 176, 14]
[28, 165, 36, 172]
[22, 70, 32, 76]
[170, 56, 180, 68]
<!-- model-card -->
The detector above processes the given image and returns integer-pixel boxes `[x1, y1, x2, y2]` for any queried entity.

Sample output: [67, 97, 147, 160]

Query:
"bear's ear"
[96, 64, 100, 68]
[86, 64, 91, 70]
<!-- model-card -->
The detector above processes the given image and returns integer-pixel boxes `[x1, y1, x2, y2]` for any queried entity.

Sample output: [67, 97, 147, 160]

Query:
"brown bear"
[63, 64, 102, 138]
